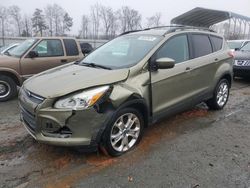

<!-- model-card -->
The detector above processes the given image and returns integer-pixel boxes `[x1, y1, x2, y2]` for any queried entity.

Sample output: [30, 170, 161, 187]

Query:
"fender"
[0, 68, 22, 86]
[94, 96, 150, 145]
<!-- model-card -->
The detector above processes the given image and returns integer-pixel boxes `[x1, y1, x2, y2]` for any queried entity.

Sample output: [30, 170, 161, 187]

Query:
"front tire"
[0, 75, 17, 102]
[102, 108, 144, 157]
[206, 79, 230, 110]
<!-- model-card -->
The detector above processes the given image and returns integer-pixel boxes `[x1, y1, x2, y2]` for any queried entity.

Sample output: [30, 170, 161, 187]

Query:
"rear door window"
[155, 35, 189, 64]
[63, 39, 79, 56]
[210, 36, 223, 52]
[192, 34, 213, 58]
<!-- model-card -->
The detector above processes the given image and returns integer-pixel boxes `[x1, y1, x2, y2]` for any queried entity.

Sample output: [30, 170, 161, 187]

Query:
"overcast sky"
[1, 0, 250, 34]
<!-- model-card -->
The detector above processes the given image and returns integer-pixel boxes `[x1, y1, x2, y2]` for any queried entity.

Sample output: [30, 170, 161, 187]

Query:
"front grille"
[20, 106, 36, 134]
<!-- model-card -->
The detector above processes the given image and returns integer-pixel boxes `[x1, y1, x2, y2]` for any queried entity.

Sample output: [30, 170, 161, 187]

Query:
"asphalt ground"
[0, 78, 250, 188]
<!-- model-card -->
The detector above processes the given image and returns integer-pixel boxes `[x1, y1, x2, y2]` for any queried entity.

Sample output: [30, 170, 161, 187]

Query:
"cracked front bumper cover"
[19, 88, 109, 149]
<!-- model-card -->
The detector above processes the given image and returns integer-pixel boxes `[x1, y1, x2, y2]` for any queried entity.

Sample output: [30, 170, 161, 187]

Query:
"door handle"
[61, 59, 67, 63]
[185, 67, 192, 72]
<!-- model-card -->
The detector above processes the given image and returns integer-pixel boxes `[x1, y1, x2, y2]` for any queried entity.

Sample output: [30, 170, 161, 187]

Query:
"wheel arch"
[118, 94, 150, 128]
[0, 70, 21, 86]
[220, 73, 232, 88]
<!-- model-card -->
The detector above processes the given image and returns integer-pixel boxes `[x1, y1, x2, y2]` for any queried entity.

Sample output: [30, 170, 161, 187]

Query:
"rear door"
[20, 39, 66, 78]
[188, 33, 219, 95]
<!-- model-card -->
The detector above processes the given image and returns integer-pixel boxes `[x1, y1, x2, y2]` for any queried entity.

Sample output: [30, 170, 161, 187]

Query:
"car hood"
[24, 63, 129, 98]
[234, 51, 250, 60]
[0, 55, 19, 67]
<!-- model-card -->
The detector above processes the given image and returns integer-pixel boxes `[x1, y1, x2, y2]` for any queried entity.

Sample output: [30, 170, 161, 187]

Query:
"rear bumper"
[233, 65, 250, 77]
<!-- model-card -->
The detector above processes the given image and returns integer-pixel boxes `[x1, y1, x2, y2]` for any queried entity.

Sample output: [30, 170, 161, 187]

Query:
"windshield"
[9, 39, 37, 57]
[227, 41, 243, 49]
[0, 45, 10, 53]
[81, 35, 162, 69]
[240, 42, 250, 51]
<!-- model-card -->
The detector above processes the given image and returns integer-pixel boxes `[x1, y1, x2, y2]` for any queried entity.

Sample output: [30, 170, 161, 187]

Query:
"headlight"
[54, 86, 109, 110]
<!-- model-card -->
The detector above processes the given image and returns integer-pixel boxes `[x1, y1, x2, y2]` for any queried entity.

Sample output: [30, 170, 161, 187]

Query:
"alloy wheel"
[216, 82, 229, 107]
[110, 113, 141, 152]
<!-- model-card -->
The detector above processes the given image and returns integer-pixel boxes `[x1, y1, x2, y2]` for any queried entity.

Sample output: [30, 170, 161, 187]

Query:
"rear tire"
[0, 75, 17, 102]
[206, 79, 230, 110]
[102, 107, 144, 157]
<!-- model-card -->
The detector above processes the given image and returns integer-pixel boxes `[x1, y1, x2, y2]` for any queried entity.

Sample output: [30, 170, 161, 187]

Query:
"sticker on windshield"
[138, 36, 157, 41]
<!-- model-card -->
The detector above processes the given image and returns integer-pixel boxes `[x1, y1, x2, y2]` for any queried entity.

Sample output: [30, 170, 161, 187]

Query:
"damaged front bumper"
[19, 87, 109, 150]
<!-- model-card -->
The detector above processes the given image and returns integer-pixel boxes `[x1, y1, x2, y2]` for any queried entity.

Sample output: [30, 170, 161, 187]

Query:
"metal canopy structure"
[171, 7, 250, 39]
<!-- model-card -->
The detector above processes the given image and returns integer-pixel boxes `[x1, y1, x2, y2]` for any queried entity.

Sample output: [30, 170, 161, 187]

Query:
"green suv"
[19, 26, 233, 156]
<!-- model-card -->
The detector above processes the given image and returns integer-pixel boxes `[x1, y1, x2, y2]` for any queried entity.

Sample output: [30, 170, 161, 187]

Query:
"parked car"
[233, 42, 250, 78]
[19, 26, 233, 156]
[227, 40, 250, 51]
[0, 43, 19, 55]
[80, 42, 93, 55]
[0, 37, 84, 101]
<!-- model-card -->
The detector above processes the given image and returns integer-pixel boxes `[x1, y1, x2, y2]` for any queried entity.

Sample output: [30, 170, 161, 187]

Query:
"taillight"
[228, 50, 235, 58]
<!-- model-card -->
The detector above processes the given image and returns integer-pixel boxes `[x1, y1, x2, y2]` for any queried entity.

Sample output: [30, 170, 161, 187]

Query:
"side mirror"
[28, 51, 38, 58]
[156, 58, 175, 69]
[82, 47, 92, 55]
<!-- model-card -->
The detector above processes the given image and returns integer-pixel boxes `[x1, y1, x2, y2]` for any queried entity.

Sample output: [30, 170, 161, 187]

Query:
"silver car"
[234, 42, 250, 78]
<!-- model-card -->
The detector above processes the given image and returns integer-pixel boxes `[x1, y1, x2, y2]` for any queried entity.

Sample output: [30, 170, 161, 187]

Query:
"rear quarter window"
[192, 34, 213, 58]
[63, 39, 79, 56]
[210, 36, 223, 52]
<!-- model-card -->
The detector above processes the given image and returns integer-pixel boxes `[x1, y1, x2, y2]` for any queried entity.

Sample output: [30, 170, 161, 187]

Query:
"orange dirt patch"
[181, 109, 208, 118]
[54, 155, 72, 169]
[44, 107, 208, 188]
[45, 153, 117, 188]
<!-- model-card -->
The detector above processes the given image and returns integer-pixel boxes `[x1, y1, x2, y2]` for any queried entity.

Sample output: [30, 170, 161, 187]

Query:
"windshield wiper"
[80, 62, 112, 70]
[3, 51, 11, 56]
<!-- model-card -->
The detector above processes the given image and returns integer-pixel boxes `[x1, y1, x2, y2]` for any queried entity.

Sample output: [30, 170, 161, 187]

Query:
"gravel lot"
[0, 79, 250, 188]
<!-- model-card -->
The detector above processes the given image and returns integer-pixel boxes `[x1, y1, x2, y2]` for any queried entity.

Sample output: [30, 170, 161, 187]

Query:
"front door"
[20, 39, 66, 79]
[150, 34, 197, 117]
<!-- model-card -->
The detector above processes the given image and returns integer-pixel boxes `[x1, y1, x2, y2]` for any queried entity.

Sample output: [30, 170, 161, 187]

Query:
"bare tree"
[91, 3, 101, 39]
[80, 15, 89, 38]
[127, 9, 141, 31]
[100, 5, 117, 39]
[118, 6, 141, 33]
[146, 12, 162, 28]
[22, 15, 32, 37]
[45, 4, 72, 36]
[110, 11, 119, 38]
[52, 4, 64, 36]
[9, 5, 22, 36]
[45, 4, 54, 36]
[32, 8, 47, 36]
[0, 6, 7, 45]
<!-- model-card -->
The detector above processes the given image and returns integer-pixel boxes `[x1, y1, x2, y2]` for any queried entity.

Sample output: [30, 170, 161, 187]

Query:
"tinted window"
[155, 35, 189, 63]
[192, 34, 212, 58]
[210, 36, 223, 52]
[63, 39, 79, 56]
[33, 39, 63, 57]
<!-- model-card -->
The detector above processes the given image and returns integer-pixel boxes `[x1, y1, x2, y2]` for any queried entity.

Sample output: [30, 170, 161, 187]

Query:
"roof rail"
[119, 29, 142, 36]
[165, 26, 215, 34]
[119, 25, 215, 36]
[144, 25, 184, 30]
[144, 25, 215, 34]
